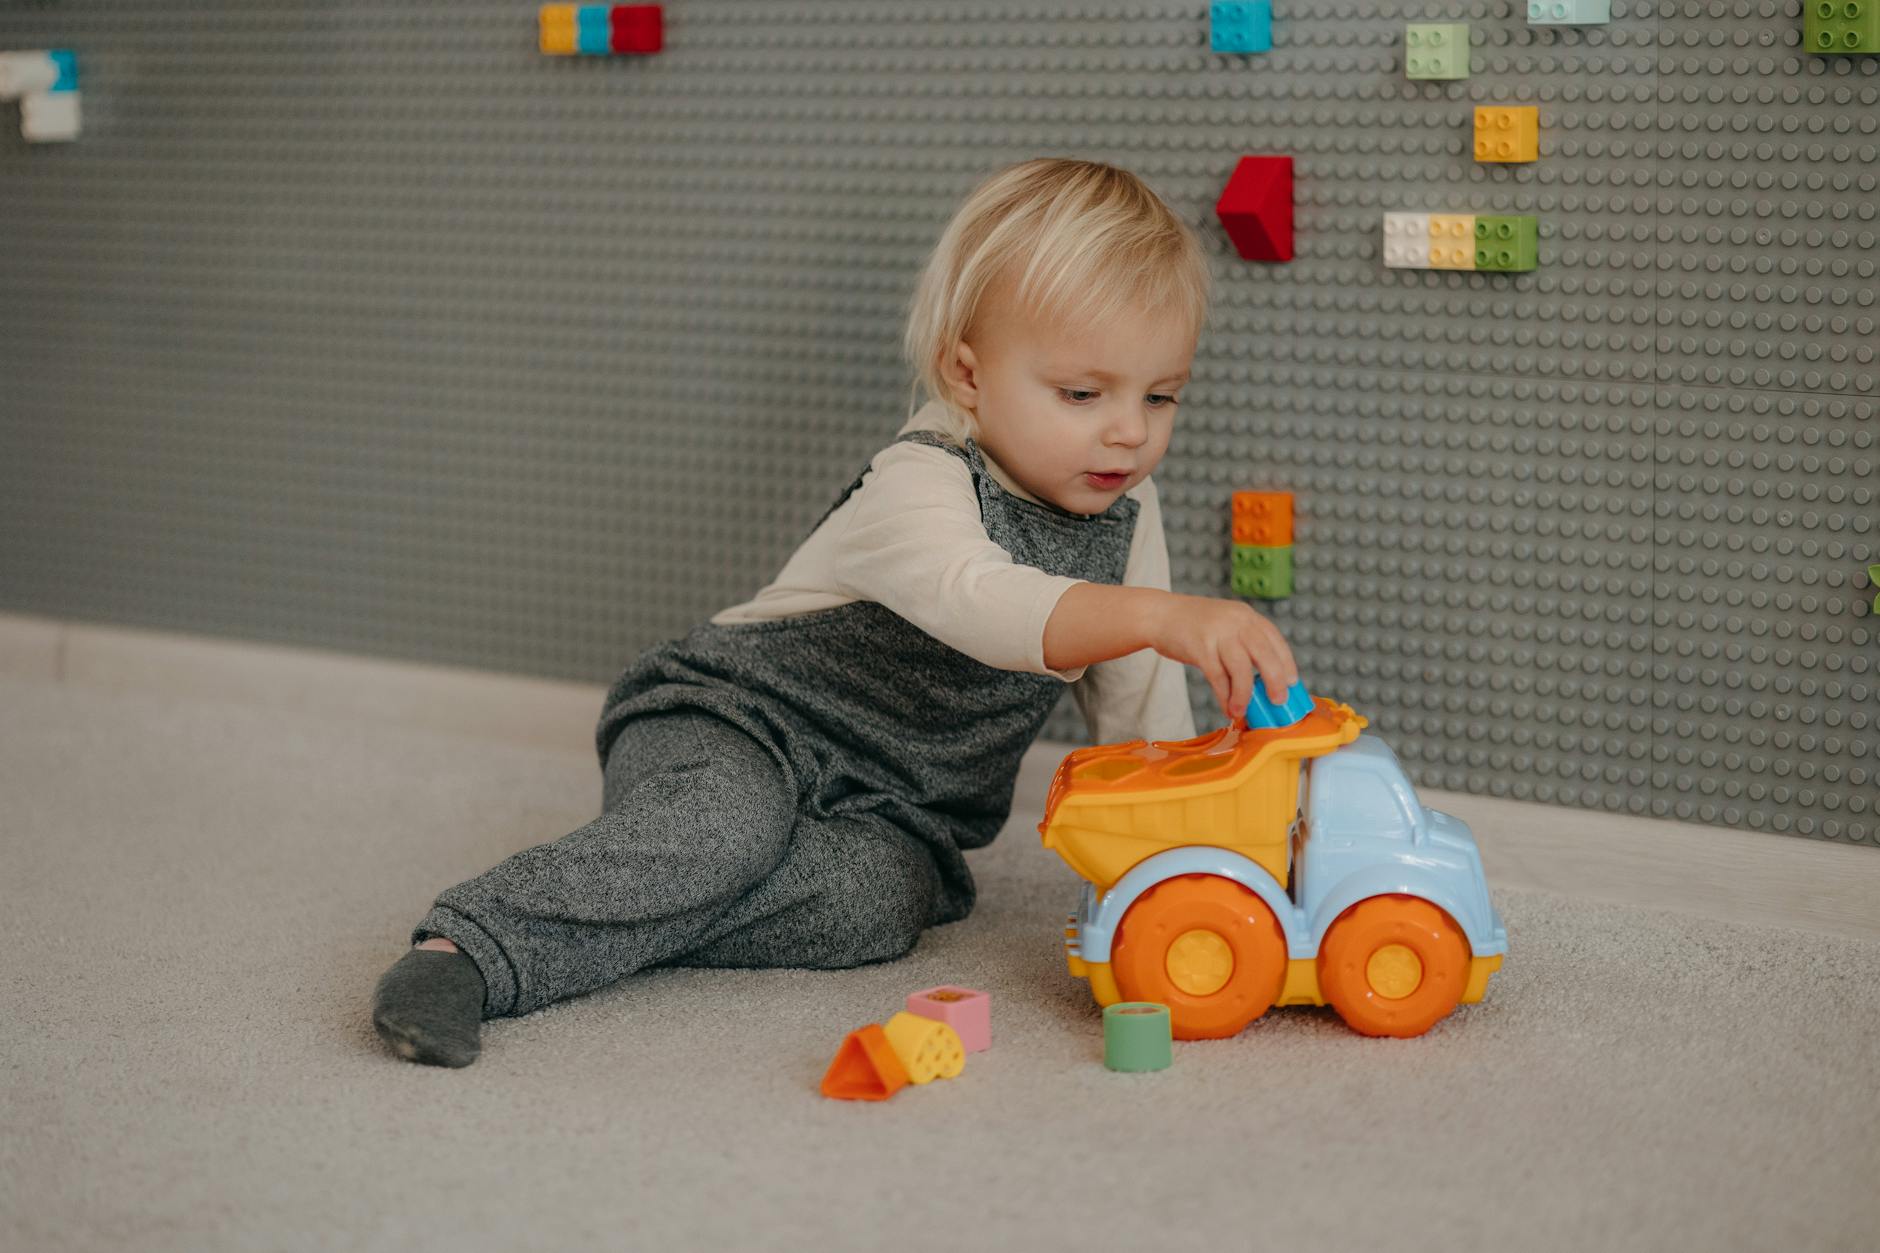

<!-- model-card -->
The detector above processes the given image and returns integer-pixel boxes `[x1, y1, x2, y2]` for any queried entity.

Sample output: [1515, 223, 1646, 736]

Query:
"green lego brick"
[1805, 0, 1879, 54]
[1405, 23, 1469, 80]
[1473, 216, 1538, 272]
[1231, 544, 1293, 599]
[1869, 563, 1879, 612]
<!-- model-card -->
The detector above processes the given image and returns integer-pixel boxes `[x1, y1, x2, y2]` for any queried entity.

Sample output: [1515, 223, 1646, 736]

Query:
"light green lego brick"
[1805, 0, 1880, 54]
[1231, 545, 1293, 599]
[1405, 23, 1469, 80]
[1473, 216, 1538, 272]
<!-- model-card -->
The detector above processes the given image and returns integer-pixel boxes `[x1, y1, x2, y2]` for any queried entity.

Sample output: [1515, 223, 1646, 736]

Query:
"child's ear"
[939, 339, 983, 410]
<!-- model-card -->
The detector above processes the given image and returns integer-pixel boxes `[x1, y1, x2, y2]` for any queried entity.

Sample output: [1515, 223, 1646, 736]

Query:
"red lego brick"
[609, 4, 663, 54]
[1214, 155, 1294, 262]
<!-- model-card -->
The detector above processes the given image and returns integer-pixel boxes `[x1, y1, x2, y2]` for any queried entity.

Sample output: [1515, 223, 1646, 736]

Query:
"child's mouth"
[1085, 472, 1128, 489]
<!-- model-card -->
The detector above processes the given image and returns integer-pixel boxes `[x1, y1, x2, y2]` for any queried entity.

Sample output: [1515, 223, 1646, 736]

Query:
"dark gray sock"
[372, 947, 487, 1068]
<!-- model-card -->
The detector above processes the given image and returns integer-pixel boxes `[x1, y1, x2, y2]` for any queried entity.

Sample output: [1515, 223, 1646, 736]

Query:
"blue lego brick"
[49, 49, 78, 93]
[577, 5, 612, 54]
[1528, 0, 1611, 24]
[1210, 1, 1273, 54]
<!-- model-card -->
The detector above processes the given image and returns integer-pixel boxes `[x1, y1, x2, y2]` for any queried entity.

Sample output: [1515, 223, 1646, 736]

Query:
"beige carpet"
[2, 672, 1875, 1253]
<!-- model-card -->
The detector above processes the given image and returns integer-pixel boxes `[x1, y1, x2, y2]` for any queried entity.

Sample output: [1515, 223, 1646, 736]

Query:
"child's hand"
[1149, 594, 1299, 723]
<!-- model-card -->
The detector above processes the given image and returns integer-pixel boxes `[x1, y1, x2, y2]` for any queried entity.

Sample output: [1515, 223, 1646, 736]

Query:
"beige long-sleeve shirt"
[710, 402, 1197, 745]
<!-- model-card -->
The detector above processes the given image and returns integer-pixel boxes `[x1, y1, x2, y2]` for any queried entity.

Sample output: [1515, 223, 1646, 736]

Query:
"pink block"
[906, 985, 990, 1053]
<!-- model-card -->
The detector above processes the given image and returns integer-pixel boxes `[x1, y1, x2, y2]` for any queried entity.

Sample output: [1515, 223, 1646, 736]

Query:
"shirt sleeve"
[1069, 477, 1199, 745]
[829, 442, 1088, 680]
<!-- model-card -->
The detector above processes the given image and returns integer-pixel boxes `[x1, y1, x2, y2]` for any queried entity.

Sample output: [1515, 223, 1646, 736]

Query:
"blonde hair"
[901, 158, 1211, 439]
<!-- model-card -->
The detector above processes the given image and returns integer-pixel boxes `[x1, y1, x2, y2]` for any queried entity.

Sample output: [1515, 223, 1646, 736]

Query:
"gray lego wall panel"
[0, 1, 1873, 844]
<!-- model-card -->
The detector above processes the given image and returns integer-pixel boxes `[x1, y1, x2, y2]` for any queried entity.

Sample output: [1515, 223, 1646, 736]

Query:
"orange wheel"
[1317, 895, 1470, 1039]
[1110, 874, 1287, 1040]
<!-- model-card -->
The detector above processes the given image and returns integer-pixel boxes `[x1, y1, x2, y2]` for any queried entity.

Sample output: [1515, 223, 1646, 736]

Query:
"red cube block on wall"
[609, 4, 663, 54]
[1215, 155, 1293, 262]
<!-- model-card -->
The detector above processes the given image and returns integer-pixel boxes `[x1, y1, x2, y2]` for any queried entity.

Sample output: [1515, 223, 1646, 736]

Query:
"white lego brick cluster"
[0, 50, 81, 142]
[1382, 213, 1431, 268]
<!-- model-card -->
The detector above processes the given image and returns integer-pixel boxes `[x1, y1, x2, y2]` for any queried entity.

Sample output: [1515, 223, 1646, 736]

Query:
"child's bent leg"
[666, 812, 944, 971]
[412, 710, 798, 1018]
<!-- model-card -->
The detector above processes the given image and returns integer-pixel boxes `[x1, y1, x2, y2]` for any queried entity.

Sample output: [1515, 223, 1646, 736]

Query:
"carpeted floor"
[2, 672, 1876, 1253]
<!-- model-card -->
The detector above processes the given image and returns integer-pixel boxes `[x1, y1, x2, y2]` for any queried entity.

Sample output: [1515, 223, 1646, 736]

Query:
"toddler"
[372, 157, 1299, 1067]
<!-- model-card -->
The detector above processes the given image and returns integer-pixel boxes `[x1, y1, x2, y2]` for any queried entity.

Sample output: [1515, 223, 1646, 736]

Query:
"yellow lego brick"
[539, 4, 577, 55]
[1428, 214, 1477, 269]
[1474, 106, 1539, 162]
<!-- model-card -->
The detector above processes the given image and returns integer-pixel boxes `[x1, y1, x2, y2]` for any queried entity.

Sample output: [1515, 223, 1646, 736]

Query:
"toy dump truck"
[1040, 685, 1506, 1040]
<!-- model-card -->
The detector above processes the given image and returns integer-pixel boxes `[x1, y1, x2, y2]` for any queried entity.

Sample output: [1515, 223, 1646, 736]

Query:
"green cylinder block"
[1103, 1002, 1173, 1072]
[1231, 544, 1293, 599]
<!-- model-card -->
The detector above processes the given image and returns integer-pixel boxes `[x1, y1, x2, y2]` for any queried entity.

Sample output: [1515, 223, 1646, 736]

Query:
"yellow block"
[1474, 106, 1539, 162]
[539, 4, 577, 55]
[1428, 214, 1476, 269]
[881, 1012, 965, 1083]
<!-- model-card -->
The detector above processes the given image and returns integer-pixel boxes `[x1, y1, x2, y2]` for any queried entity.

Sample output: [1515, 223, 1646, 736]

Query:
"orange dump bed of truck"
[1038, 698, 1367, 892]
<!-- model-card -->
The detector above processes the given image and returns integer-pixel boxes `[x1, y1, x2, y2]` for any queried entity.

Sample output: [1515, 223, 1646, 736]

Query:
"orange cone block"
[819, 1023, 911, 1100]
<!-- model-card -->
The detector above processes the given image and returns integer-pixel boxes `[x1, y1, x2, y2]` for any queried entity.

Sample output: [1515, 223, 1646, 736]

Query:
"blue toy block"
[1210, 1, 1273, 54]
[48, 50, 77, 93]
[1528, 0, 1611, 24]
[576, 5, 612, 54]
[1244, 679, 1315, 730]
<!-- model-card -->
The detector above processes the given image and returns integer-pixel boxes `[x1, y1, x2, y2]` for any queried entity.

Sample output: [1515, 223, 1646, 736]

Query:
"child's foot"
[372, 942, 487, 1068]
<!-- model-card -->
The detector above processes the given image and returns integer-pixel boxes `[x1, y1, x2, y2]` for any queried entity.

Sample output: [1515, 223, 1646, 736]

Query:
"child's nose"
[1104, 407, 1148, 446]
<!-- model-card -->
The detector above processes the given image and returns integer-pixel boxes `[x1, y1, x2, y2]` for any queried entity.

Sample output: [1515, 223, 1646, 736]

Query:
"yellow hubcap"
[1166, 929, 1234, 996]
[1366, 944, 1423, 999]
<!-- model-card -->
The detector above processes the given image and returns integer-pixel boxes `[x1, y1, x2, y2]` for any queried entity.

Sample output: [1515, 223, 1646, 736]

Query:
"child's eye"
[1146, 393, 1180, 408]
[1057, 388, 1099, 404]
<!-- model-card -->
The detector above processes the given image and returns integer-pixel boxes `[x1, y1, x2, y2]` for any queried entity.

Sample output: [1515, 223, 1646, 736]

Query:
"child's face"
[945, 284, 1195, 516]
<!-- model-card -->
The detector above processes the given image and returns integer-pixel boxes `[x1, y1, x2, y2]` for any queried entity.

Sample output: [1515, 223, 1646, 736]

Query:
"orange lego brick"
[1473, 106, 1539, 162]
[1231, 490, 1293, 546]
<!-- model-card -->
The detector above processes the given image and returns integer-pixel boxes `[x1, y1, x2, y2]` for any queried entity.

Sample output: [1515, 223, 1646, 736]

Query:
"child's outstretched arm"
[1045, 584, 1298, 724]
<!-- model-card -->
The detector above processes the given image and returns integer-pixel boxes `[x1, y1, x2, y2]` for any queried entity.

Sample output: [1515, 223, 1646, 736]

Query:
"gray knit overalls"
[414, 432, 1138, 1018]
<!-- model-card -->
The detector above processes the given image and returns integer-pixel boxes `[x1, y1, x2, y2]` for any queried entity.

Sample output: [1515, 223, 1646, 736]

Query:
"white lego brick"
[21, 90, 81, 142]
[1382, 212, 1431, 268]
[0, 50, 59, 100]
[1528, 0, 1611, 25]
